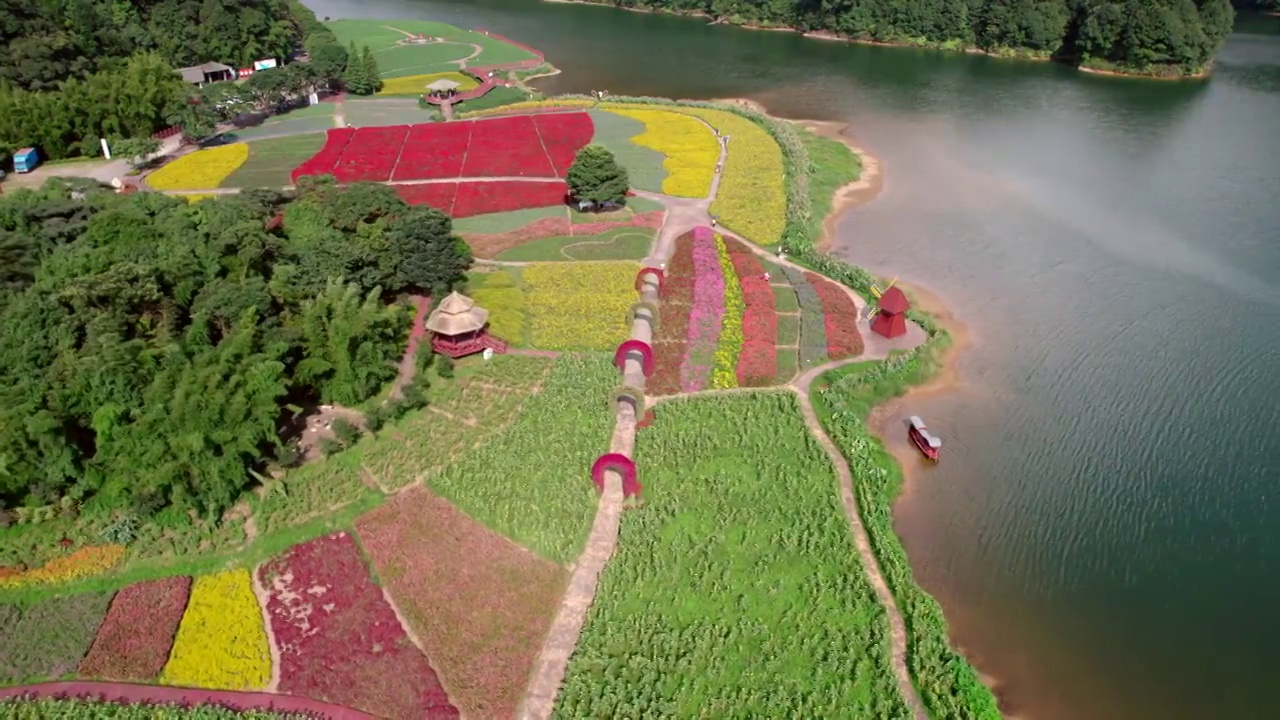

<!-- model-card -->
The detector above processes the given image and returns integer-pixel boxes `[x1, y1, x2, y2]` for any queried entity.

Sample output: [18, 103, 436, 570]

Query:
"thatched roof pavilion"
[426, 292, 488, 336]
[426, 78, 461, 92]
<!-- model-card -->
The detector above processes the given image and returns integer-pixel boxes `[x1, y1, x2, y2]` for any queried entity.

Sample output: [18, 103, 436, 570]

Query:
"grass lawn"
[495, 226, 654, 262]
[587, 109, 665, 192]
[776, 313, 800, 346]
[774, 283, 799, 312]
[800, 130, 861, 241]
[329, 19, 538, 77]
[222, 133, 326, 188]
[453, 205, 567, 234]
[464, 269, 528, 347]
[378, 71, 478, 96]
[342, 99, 436, 127]
[453, 86, 534, 113]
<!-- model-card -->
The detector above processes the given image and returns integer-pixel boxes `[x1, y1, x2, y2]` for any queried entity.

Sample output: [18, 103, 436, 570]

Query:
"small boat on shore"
[908, 415, 941, 462]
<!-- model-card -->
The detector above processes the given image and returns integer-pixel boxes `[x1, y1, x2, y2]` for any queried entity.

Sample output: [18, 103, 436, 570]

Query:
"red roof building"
[871, 286, 909, 339]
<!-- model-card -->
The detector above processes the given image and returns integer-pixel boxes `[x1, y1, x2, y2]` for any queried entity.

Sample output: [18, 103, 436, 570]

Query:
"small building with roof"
[871, 286, 910, 339]
[425, 292, 508, 358]
[175, 62, 235, 86]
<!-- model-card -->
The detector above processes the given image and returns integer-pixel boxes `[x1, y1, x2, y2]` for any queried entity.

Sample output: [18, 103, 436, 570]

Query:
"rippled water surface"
[306, 2, 1280, 717]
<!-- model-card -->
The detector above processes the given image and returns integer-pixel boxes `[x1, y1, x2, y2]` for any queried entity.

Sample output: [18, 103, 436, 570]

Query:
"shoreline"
[716, 94, 998, 713]
[542, 0, 1211, 80]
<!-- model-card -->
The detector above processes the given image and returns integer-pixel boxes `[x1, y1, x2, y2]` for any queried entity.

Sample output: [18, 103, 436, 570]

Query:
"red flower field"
[293, 113, 594, 189]
[805, 271, 864, 359]
[392, 122, 474, 182]
[77, 576, 191, 682]
[727, 239, 778, 385]
[647, 231, 697, 395]
[395, 183, 457, 215]
[258, 532, 459, 719]
[356, 487, 568, 720]
[534, 112, 595, 176]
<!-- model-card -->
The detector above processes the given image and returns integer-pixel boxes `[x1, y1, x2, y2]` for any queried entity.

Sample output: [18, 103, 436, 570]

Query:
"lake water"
[305, 1, 1280, 717]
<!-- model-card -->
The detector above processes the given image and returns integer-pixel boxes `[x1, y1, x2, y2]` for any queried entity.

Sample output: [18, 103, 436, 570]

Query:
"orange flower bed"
[0, 545, 126, 588]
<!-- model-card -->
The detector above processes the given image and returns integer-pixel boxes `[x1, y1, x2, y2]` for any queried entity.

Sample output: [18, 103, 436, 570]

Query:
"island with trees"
[1, 7, 1004, 720]
[576, 0, 1238, 77]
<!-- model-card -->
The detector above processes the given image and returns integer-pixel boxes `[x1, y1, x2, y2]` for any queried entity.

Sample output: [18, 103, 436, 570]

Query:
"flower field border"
[727, 241, 778, 386]
[79, 576, 192, 682]
[709, 234, 744, 389]
[605, 108, 718, 197]
[647, 230, 696, 395]
[678, 228, 724, 392]
[258, 532, 458, 719]
[149, 144, 249, 191]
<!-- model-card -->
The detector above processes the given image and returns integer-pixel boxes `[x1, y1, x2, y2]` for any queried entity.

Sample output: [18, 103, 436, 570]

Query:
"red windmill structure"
[870, 285, 910, 339]
[426, 292, 508, 358]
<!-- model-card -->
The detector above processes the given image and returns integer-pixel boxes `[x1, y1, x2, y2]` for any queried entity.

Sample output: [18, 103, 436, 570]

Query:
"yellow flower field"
[147, 143, 249, 191]
[674, 107, 785, 245]
[523, 261, 636, 350]
[460, 98, 594, 118]
[160, 569, 271, 690]
[379, 71, 479, 95]
[607, 109, 717, 198]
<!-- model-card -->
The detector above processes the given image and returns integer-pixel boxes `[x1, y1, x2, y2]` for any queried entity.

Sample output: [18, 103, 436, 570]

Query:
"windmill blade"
[870, 284, 883, 299]
[886, 275, 900, 289]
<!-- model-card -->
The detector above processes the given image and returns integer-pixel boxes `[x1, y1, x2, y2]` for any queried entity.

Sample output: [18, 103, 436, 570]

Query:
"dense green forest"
[0, 0, 351, 161]
[603, 0, 1236, 74]
[0, 179, 471, 517]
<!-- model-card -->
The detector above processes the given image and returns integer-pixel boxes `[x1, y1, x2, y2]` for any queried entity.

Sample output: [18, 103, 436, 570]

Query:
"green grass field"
[222, 133, 326, 188]
[495, 226, 655, 262]
[452, 205, 567, 235]
[343, 99, 436, 127]
[453, 86, 534, 113]
[586, 109, 666, 193]
[328, 19, 538, 77]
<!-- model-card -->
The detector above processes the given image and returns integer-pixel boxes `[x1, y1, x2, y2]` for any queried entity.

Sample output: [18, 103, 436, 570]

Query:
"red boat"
[908, 415, 941, 462]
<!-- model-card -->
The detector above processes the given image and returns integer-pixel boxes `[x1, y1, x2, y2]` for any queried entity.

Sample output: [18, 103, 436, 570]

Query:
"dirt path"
[249, 566, 284, 693]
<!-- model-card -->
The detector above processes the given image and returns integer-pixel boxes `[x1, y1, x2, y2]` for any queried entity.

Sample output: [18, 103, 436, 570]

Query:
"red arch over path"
[0, 681, 377, 719]
[591, 453, 641, 497]
[635, 267, 665, 294]
[613, 340, 654, 377]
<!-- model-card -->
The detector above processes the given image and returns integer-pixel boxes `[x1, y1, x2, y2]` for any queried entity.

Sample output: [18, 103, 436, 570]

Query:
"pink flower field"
[258, 532, 459, 719]
[77, 576, 192, 682]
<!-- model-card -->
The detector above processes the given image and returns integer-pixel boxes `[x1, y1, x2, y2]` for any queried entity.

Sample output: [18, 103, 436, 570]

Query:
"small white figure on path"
[763, 272, 771, 281]
[483, 348, 494, 361]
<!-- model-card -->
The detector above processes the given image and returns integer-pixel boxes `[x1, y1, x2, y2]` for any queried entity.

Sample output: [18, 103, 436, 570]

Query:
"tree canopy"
[0, 178, 470, 518]
[567, 145, 630, 205]
[606, 0, 1235, 74]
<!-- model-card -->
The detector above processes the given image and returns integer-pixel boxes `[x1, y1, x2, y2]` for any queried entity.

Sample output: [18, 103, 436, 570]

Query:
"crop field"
[222, 134, 326, 189]
[357, 487, 567, 718]
[294, 113, 592, 185]
[523, 261, 637, 351]
[675, 107, 786, 244]
[494, 226, 655, 262]
[585, 110, 671, 193]
[259, 532, 458, 718]
[378, 71, 479, 96]
[160, 569, 271, 691]
[328, 20, 538, 78]
[149, 144, 249, 191]
[467, 269, 526, 344]
[554, 393, 908, 718]
[428, 354, 615, 563]
[78, 576, 191, 682]
[358, 354, 552, 492]
[0, 590, 112, 684]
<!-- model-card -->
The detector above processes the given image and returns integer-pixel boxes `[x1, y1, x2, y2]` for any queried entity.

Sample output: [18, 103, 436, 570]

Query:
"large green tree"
[567, 144, 630, 205]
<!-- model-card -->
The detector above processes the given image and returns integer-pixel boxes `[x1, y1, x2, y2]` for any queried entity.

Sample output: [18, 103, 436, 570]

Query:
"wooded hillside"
[0, 179, 471, 518]
[606, 0, 1236, 75]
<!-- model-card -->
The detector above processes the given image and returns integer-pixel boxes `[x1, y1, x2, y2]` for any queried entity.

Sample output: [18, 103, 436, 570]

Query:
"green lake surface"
[306, 1, 1280, 717]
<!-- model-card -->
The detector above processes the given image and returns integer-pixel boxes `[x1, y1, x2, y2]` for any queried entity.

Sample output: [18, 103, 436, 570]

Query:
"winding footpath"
[518, 126, 930, 718]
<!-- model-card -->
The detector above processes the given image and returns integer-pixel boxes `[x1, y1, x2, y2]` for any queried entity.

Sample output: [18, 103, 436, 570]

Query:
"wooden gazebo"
[426, 292, 508, 358]
[871, 286, 910, 339]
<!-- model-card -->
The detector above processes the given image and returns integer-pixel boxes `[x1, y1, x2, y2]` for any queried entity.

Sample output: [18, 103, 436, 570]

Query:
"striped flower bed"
[726, 242, 778, 386]
[709, 234, 744, 389]
[679, 227, 724, 392]
[160, 570, 271, 691]
[785, 265, 829, 369]
[804, 271, 865, 359]
[647, 230, 696, 395]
